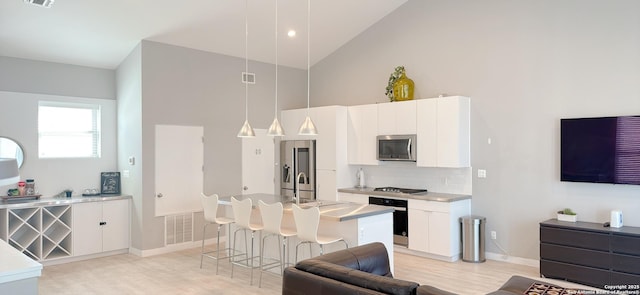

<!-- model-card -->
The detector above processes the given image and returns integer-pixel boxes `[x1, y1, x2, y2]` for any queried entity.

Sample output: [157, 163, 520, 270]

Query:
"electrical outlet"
[491, 231, 497, 240]
[478, 169, 487, 178]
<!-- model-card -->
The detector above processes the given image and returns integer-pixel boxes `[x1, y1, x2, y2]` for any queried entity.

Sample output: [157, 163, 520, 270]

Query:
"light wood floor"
[39, 247, 587, 295]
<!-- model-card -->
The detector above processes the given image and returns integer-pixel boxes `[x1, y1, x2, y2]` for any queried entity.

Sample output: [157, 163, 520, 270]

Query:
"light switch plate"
[478, 169, 487, 178]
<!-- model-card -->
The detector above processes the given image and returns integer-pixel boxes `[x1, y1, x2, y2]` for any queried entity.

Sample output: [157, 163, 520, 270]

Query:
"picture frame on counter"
[101, 172, 121, 195]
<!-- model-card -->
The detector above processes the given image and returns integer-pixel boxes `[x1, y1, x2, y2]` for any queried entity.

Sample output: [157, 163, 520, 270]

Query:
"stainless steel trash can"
[460, 215, 486, 263]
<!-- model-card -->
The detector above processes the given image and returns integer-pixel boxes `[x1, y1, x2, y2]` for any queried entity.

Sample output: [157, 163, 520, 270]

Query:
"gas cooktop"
[373, 187, 428, 194]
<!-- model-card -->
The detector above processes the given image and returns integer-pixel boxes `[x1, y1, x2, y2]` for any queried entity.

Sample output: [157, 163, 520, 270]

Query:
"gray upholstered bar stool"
[230, 196, 263, 285]
[291, 204, 348, 263]
[257, 200, 296, 287]
[200, 193, 243, 274]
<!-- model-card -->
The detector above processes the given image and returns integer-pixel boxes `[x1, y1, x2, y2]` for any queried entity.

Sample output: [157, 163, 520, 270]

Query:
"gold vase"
[393, 72, 414, 101]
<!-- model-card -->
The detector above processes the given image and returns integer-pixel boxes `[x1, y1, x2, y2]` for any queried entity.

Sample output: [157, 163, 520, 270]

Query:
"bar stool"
[200, 193, 242, 274]
[291, 204, 348, 262]
[257, 200, 296, 287]
[230, 196, 263, 285]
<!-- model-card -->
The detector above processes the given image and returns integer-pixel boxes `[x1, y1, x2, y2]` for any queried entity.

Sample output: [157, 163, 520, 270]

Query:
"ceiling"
[0, 0, 407, 70]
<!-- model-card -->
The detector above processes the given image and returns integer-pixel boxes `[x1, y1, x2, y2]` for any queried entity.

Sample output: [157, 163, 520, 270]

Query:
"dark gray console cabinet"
[540, 219, 640, 289]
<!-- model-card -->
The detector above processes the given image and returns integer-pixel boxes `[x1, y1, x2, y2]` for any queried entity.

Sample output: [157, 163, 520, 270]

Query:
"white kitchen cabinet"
[347, 104, 378, 165]
[417, 96, 470, 168]
[316, 169, 337, 201]
[337, 192, 369, 205]
[73, 199, 130, 256]
[281, 108, 307, 140]
[407, 198, 470, 260]
[377, 100, 416, 135]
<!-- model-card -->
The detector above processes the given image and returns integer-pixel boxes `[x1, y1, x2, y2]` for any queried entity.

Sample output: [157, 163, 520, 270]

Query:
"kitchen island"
[218, 193, 396, 272]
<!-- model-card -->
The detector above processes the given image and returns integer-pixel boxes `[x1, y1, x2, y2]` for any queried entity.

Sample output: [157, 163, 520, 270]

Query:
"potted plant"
[557, 208, 577, 222]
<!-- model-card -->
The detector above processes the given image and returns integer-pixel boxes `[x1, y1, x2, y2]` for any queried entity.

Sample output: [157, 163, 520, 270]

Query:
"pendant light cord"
[244, 0, 249, 121]
[274, 0, 278, 117]
[306, 0, 311, 116]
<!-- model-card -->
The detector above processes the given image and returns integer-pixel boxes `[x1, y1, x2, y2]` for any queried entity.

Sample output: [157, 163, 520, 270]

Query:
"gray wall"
[310, 0, 640, 260]
[126, 40, 306, 251]
[0, 56, 116, 100]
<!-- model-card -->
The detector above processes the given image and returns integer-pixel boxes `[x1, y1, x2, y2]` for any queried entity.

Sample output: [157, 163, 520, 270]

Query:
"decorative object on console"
[385, 66, 414, 102]
[556, 208, 577, 222]
[610, 210, 623, 228]
[237, 0, 255, 138]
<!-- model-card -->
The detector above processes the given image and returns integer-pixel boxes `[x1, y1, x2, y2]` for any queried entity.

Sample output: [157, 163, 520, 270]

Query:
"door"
[242, 129, 275, 194]
[102, 199, 130, 252]
[155, 125, 204, 216]
[73, 202, 103, 256]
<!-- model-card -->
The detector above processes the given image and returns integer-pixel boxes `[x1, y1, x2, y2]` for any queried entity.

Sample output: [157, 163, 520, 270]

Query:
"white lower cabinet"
[73, 199, 130, 256]
[407, 199, 470, 260]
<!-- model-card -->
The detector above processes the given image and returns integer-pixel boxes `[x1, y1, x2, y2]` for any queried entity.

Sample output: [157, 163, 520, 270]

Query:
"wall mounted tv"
[561, 116, 640, 185]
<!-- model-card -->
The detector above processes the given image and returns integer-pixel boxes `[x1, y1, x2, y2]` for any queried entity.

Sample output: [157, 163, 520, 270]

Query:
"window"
[38, 101, 101, 158]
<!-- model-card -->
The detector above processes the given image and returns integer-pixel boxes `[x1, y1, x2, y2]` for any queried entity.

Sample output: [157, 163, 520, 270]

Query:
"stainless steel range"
[369, 187, 428, 247]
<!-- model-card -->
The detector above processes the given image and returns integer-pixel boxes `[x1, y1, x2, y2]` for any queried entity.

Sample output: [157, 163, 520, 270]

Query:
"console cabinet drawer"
[610, 271, 640, 285]
[541, 260, 609, 289]
[612, 253, 640, 275]
[540, 227, 609, 251]
[611, 234, 640, 256]
[541, 243, 610, 269]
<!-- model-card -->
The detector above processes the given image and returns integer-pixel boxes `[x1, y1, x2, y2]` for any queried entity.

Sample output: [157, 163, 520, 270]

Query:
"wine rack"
[0, 204, 72, 261]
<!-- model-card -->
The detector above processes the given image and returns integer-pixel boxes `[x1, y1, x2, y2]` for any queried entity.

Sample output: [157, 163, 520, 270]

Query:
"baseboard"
[394, 245, 460, 262]
[485, 251, 539, 267]
[41, 249, 129, 266]
[129, 237, 225, 258]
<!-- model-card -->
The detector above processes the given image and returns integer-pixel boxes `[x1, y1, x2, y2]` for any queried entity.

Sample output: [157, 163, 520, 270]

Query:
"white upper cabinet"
[347, 104, 379, 165]
[377, 100, 417, 135]
[417, 96, 470, 168]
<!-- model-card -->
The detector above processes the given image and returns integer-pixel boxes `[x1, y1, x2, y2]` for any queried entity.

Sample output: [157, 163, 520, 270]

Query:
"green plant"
[385, 66, 405, 101]
[558, 208, 576, 215]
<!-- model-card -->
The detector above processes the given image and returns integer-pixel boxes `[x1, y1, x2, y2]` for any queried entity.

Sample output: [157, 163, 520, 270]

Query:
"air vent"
[165, 213, 193, 246]
[242, 72, 256, 84]
[24, 0, 55, 8]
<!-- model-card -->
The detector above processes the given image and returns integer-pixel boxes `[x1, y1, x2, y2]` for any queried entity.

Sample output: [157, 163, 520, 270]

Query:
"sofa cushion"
[296, 259, 419, 295]
[312, 242, 392, 276]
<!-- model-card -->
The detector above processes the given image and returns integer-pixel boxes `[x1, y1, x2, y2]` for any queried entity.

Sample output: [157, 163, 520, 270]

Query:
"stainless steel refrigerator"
[280, 140, 316, 201]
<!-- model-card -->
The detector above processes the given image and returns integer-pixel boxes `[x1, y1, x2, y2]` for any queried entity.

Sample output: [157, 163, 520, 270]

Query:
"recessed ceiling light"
[287, 30, 296, 38]
[24, 0, 55, 8]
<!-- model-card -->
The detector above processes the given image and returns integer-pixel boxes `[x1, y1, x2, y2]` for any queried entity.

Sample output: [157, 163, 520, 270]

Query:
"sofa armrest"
[296, 259, 419, 295]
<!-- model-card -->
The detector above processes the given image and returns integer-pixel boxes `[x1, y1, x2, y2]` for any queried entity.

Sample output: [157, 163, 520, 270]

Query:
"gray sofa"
[282, 242, 583, 295]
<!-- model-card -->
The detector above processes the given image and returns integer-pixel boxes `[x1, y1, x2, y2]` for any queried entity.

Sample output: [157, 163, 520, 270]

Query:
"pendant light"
[238, 0, 255, 138]
[298, 0, 318, 135]
[267, 0, 285, 136]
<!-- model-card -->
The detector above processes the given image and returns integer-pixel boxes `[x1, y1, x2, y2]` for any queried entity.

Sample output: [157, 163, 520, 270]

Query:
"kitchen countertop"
[338, 187, 471, 202]
[0, 194, 132, 209]
[219, 193, 394, 222]
[0, 239, 42, 284]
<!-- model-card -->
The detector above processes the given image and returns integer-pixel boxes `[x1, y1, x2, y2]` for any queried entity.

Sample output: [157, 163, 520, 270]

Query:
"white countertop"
[0, 194, 132, 209]
[0, 239, 42, 284]
[219, 193, 394, 221]
[338, 187, 471, 202]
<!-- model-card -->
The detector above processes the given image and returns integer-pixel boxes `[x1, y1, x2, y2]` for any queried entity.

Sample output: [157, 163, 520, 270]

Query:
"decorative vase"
[392, 72, 414, 101]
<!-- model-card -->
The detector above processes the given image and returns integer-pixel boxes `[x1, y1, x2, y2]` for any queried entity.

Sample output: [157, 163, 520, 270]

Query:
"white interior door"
[242, 129, 275, 194]
[155, 125, 204, 216]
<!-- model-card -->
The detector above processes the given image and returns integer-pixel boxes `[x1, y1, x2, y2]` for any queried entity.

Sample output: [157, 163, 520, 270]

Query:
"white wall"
[310, 0, 640, 260]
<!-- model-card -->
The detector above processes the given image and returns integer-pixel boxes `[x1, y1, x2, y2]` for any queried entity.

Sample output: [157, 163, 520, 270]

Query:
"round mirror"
[0, 137, 25, 168]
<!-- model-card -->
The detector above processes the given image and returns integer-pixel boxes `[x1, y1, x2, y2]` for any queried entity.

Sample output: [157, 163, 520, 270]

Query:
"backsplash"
[353, 163, 472, 195]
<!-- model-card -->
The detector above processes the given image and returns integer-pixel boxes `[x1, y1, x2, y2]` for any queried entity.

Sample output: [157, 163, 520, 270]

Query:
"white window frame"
[38, 101, 102, 158]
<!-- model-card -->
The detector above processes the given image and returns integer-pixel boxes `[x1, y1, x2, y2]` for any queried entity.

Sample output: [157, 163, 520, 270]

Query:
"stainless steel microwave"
[376, 135, 417, 161]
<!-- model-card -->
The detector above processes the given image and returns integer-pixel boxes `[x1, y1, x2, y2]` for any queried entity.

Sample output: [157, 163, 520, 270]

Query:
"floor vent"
[165, 213, 193, 246]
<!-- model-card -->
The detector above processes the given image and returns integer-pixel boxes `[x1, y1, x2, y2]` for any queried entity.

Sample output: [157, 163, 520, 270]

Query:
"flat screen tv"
[561, 116, 640, 185]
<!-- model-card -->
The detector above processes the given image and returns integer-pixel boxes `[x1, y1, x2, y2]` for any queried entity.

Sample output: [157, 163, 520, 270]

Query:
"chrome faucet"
[294, 172, 307, 205]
